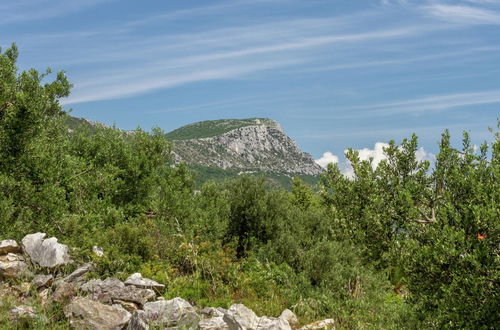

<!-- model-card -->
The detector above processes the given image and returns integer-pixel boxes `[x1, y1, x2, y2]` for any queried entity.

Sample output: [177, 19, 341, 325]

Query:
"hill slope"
[169, 118, 323, 176]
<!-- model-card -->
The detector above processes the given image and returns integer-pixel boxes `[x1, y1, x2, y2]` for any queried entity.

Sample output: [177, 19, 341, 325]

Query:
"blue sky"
[1, 0, 499, 169]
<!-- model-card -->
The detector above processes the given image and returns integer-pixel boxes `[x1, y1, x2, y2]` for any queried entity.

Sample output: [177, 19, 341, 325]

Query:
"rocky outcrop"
[0, 233, 335, 329]
[172, 120, 324, 176]
[22, 233, 71, 268]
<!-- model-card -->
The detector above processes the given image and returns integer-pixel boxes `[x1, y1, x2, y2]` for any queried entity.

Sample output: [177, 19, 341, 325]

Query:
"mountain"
[167, 118, 324, 176]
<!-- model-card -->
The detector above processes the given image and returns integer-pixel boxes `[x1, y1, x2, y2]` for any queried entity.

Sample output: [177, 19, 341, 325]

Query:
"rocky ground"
[0, 234, 335, 329]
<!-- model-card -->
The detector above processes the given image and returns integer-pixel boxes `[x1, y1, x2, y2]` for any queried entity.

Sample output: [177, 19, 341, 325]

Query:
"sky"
[1, 0, 499, 172]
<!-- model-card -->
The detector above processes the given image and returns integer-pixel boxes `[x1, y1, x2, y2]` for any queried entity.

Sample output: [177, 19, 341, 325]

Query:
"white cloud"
[424, 4, 500, 25]
[317, 143, 435, 179]
[315, 152, 340, 168]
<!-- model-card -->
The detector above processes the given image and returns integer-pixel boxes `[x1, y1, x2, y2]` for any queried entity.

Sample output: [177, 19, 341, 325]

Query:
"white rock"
[299, 318, 335, 329]
[9, 305, 37, 321]
[22, 233, 71, 268]
[125, 273, 165, 290]
[0, 253, 31, 279]
[127, 310, 149, 330]
[199, 316, 229, 330]
[143, 297, 200, 328]
[223, 304, 259, 330]
[279, 309, 299, 328]
[32, 274, 53, 288]
[257, 316, 291, 330]
[0, 240, 21, 254]
[64, 297, 131, 330]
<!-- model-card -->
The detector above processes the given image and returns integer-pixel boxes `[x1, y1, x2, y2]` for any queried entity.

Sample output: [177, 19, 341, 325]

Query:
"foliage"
[1, 44, 498, 329]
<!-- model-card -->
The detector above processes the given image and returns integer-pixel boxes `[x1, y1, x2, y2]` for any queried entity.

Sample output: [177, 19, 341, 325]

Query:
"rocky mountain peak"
[169, 118, 323, 176]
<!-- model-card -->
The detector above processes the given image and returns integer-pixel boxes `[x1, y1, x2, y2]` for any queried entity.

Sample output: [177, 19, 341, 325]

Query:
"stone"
[143, 297, 200, 328]
[298, 319, 335, 330]
[9, 305, 37, 321]
[81, 278, 124, 294]
[64, 297, 131, 330]
[124, 273, 165, 291]
[63, 263, 94, 283]
[22, 233, 71, 268]
[53, 281, 77, 303]
[201, 306, 226, 318]
[115, 300, 140, 313]
[38, 288, 50, 306]
[32, 274, 53, 289]
[93, 245, 104, 257]
[126, 310, 149, 330]
[199, 316, 229, 330]
[110, 285, 156, 307]
[223, 304, 259, 330]
[256, 316, 291, 330]
[0, 253, 31, 279]
[279, 309, 299, 328]
[0, 240, 21, 254]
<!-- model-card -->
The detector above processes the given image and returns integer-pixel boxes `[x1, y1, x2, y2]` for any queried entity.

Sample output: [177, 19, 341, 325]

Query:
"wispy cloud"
[424, 4, 500, 25]
[62, 19, 431, 104]
[0, 0, 111, 25]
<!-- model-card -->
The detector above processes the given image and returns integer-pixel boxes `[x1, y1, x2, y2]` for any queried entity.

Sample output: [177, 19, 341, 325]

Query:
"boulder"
[9, 305, 37, 321]
[299, 319, 335, 329]
[124, 273, 165, 291]
[126, 310, 149, 330]
[22, 233, 71, 268]
[81, 277, 125, 294]
[143, 297, 200, 328]
[0, 240, 21, 254]
[0, 253, 31, 279]
[110, 285, 156, 307]
[32, 274, 53, 289]
[256, 316, 291, 330]
[64, 297, 131, 330]
[279, 309, 299, 328]
[223, 304, 259, 330]
[199, 316, 229, 330]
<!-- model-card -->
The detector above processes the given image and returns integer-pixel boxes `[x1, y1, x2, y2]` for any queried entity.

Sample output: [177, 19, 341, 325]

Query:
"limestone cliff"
[170, 118, 323, 176]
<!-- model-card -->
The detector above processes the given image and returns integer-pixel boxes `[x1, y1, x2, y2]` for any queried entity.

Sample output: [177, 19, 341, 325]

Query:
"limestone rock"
[63, 263, 94, 283]
[143, 297, 200, 328]
[126, 310, 149, 330]
[9, 305, 37, 321]
[223, 303, 259, 330]
[0, 240, 21, 254]
[22, 233, 71, 268]
[124, 273, 165, 291]
[64, 297, 131, 330]
[201, 306, 226, 318]
[256, 316, 291, 330]
[110, 285, 156, 307]
[199, 316, 229, 330]
[299, 319, 335, 330]
[0, 253, 31, 279]
[32, 274, 53, 289]
[279, 309, 299, 328]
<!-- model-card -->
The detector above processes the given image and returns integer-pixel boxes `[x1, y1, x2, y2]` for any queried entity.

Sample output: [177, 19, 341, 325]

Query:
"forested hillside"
[1, 45, 498, 329]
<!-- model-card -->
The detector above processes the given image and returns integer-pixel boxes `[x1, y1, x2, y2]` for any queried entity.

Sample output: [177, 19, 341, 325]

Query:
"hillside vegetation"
[1, 44, 498, 329]
[166, 118, 281, 140]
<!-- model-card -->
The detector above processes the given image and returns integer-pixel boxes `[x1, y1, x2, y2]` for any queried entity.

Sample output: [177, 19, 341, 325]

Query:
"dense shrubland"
[1, 44, 498, 329]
